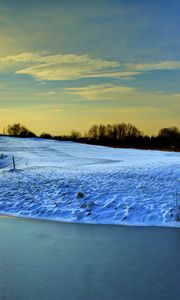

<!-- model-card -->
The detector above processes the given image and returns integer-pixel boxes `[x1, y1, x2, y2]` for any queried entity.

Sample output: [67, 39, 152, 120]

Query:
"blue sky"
[0, 0, 179, 134]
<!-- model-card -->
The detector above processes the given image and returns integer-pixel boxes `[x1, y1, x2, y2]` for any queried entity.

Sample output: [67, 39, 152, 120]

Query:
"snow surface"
[0, 136, 180, 227]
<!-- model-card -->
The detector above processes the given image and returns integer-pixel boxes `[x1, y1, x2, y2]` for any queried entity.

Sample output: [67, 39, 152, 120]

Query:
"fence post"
[12, 156, 16, 170]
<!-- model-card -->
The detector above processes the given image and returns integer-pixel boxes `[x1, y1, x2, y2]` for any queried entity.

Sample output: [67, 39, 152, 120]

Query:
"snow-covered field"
[0, 136, 180, 227]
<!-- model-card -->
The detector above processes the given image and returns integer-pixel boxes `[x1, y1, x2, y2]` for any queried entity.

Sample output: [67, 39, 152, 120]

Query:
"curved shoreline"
[1, 211, 180, 228]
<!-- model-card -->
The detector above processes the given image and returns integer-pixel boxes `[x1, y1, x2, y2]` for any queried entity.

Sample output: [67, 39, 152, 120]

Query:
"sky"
[0, 0, 180, 135]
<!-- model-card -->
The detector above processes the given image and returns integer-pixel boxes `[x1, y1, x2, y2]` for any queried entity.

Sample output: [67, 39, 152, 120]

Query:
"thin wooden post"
[12, 156, 16, 170]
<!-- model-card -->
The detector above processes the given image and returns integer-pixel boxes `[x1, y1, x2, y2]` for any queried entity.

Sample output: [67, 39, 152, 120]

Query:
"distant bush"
[40, 133, 53, 139]
[5, 123, 36, 138]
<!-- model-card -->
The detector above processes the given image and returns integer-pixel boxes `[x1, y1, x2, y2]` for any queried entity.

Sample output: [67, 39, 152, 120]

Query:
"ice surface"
[1, 218, 180, 300]
[0, 136, 180, 227]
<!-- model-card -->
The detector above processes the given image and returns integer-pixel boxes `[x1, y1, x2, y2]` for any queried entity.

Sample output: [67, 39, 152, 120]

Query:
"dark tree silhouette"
[88, 125, 99, 139]
[2, 122, 179, 151]
[87, 123, 142, 144]
[40, 132, 53, 139]
[158, 127, 180, 147]
[6, 123, 36, 137]
[70, 130, 81, 140]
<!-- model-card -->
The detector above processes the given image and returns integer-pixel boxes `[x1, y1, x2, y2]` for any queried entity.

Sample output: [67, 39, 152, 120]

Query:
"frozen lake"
[0, 217, 180, 300]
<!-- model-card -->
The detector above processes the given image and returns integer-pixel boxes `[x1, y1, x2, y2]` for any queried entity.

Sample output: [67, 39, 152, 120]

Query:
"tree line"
[2, 122, 180, 150]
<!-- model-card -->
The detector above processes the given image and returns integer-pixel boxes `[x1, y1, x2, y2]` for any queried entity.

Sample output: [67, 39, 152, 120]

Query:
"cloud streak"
[65, 84, 180, 103]
[65, 84, 137, 100]
[1, 52, 180, 83]
[36, 91, 56, 96]
[127, 61, 180, 71]
[0, 52, 141, 80]
[14, 53, 127, 81]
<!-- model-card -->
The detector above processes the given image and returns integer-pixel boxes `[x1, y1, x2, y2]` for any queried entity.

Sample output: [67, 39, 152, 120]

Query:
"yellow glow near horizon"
[0, 1, 179, 135]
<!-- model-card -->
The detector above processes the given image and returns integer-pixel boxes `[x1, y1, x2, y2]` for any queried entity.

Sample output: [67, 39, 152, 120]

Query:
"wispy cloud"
[127, 61, 180, 71]
[1, 52, 180, 83]
[49, 108, 63, 113]
[0, 52, 141, 80]
[36, 91, 56, 96]
[65, 84, 136, 100]
[65, 83, 180, 103]
[1, 52, 48, 63]
[15, 53, 122, 80]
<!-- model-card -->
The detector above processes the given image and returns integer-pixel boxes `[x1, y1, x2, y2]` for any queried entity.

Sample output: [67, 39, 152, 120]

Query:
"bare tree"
[88, 124, 99, 139]
[70, 130, 81, 140]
